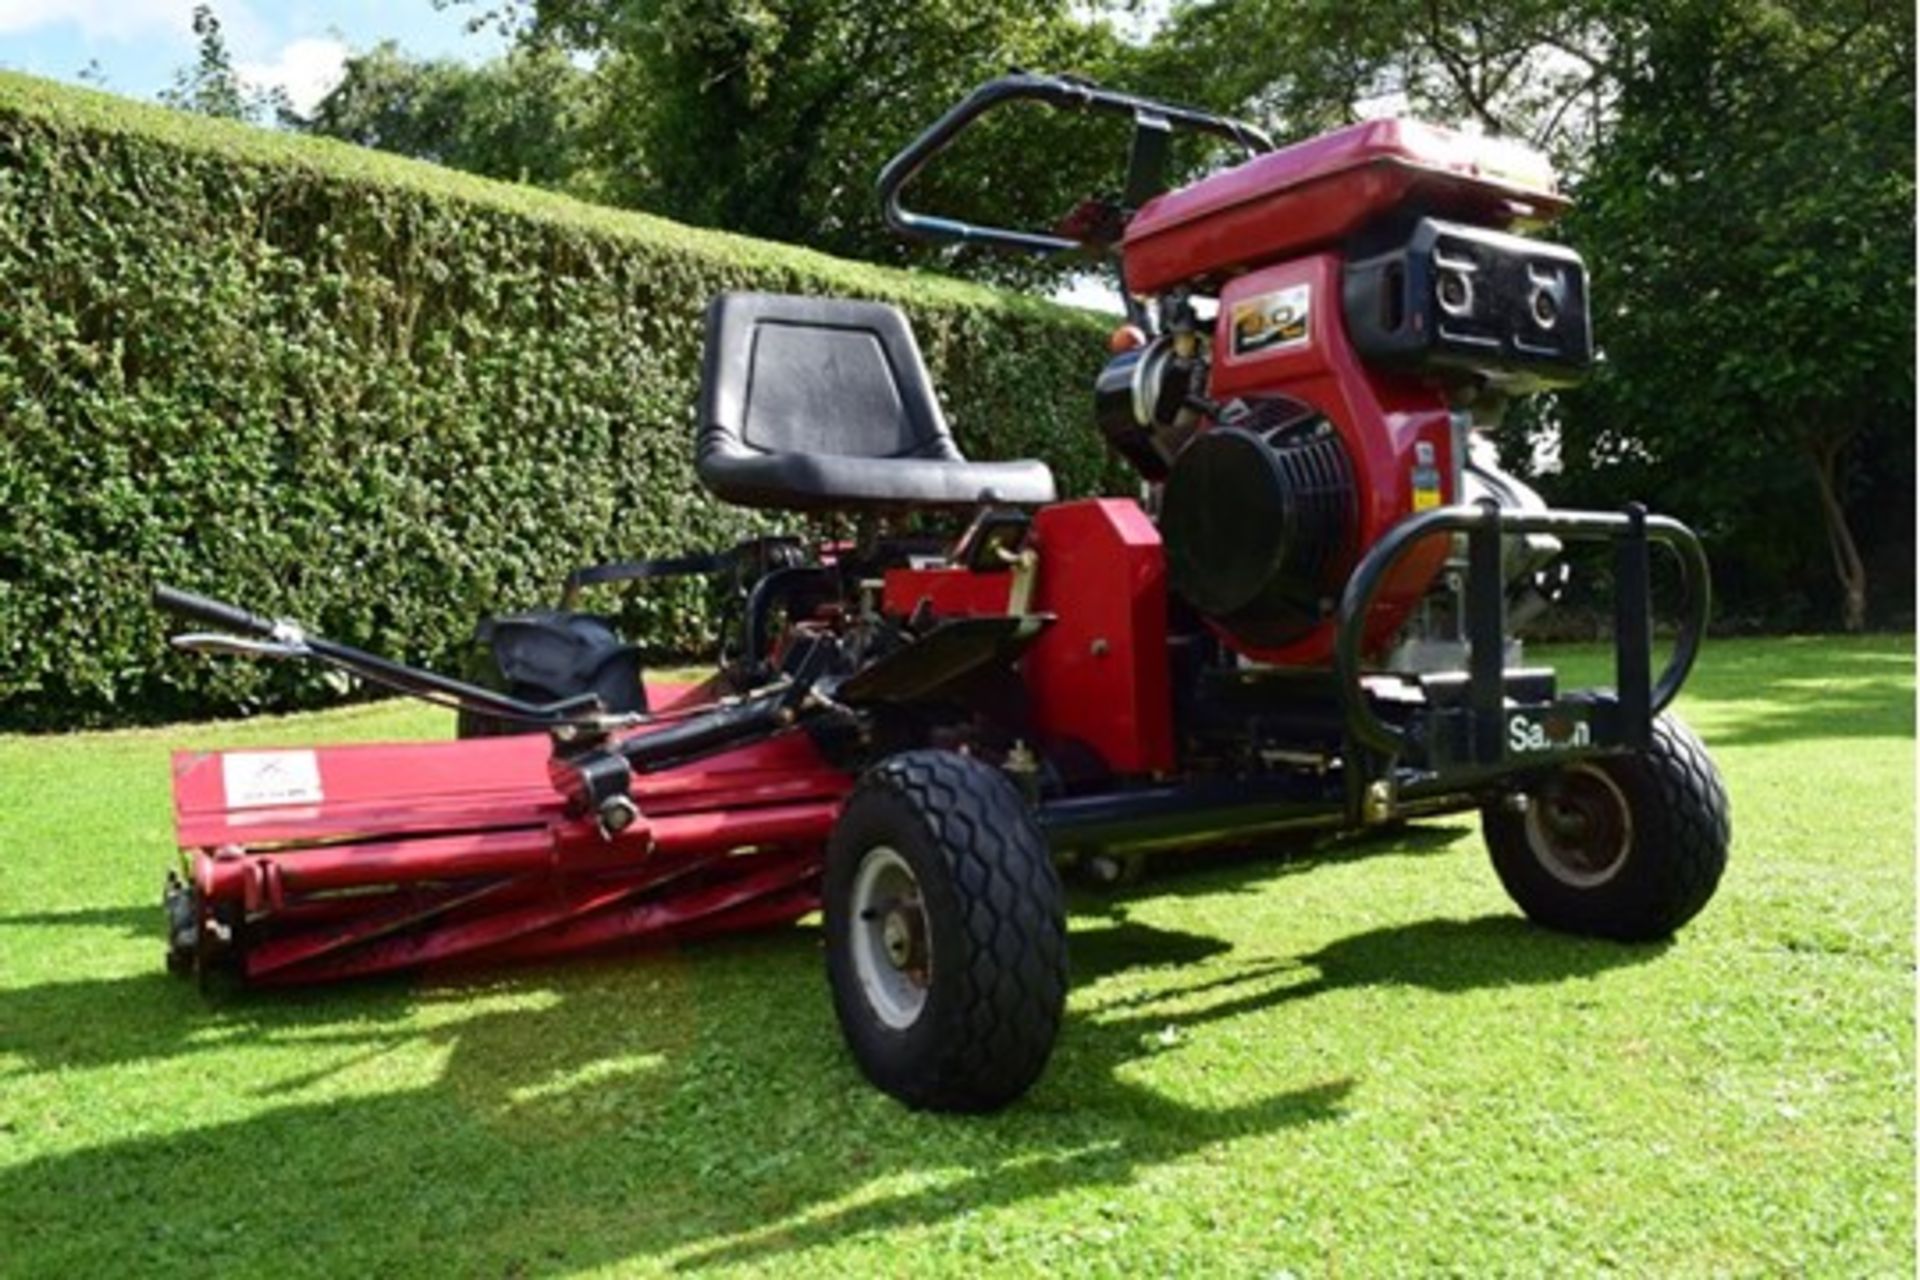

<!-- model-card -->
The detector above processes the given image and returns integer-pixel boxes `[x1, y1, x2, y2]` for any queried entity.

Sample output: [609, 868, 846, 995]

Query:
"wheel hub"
[1524, 764, 1634, 888]
[848, 845, 933, 1029]
[881, 906, 925, 971]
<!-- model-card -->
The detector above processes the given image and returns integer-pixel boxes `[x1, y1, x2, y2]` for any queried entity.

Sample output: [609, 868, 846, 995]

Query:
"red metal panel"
[881, 565, 1012, 618]
[1026, 499, 1173, 776]
[1123, 118, 1565, 293]
[173, 718, 846, 851]
[172, 732, 561, 849]
[1206, 254, 1455, 665]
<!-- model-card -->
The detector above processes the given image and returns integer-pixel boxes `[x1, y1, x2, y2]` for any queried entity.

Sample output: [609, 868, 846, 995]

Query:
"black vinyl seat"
[695, 292, 1057, 512]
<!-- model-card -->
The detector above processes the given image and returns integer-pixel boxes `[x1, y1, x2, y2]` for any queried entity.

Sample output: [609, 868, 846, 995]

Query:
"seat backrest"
[698, 292, 962, 466]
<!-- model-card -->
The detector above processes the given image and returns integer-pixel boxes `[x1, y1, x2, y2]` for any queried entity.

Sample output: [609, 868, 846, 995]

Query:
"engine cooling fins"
[1160, 402, 1358, 649]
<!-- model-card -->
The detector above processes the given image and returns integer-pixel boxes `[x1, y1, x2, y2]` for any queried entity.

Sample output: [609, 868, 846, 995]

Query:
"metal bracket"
[170, 633, 310, 661]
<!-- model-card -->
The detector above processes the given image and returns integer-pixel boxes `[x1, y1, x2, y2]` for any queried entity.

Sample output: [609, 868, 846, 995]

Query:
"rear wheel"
[1483, 712, 1729, 940]
[824, 750, 1067, 1112]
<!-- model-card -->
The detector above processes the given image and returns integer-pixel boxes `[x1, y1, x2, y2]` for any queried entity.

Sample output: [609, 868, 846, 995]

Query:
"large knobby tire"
[824, 750, 1068, 1112]
[1483, 712, 1730, 940]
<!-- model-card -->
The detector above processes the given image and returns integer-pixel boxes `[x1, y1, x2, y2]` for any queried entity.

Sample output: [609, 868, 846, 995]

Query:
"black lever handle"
[152, 584, 279, 638]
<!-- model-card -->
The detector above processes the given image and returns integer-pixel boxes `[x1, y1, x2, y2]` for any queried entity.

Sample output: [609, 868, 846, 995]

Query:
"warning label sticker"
[221, 750, 324, 809]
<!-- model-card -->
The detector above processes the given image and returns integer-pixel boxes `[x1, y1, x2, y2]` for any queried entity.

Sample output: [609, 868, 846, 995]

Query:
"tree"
[159, 4, 288, 124]
[1137, 0, 1621, 161]
[498, 0, 1140, 284]
[297, 42, 599, 193]
[1556, 0, 1913, 631]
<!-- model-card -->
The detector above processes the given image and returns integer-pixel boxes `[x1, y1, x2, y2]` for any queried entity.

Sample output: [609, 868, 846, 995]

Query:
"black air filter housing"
[1160, 406, 1357, 649]
[1342, 217, 1591, 391]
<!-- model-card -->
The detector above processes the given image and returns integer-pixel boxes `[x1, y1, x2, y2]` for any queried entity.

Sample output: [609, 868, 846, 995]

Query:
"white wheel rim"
[848, 845, 931, 1030]
[1524, 763, 1635, 888]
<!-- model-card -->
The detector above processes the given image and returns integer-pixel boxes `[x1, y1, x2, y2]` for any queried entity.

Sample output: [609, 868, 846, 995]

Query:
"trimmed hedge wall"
[0, 74, 1118, 729]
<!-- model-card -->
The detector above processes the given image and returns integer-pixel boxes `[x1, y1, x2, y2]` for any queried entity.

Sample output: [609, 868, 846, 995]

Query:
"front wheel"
[1483, 712, 1730, 940]
[823, 750, 1068, 1112]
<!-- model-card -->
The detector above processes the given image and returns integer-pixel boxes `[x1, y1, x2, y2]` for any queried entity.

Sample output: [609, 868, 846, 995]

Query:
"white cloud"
[0, 0, 194, 40]
[237, 36, 345, 115]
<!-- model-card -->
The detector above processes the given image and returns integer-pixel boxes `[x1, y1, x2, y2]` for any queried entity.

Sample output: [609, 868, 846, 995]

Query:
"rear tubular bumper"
[1335, 499, 1708, 792]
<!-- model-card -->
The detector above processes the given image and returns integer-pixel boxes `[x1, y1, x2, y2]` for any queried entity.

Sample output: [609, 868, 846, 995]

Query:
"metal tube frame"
[876, 72, 1272, 256]
[1333, 500, 1711, 765]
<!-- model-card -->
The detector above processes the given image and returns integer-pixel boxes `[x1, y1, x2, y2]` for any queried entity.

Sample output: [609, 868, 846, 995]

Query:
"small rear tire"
[1483, 712, 1730, 940]
[824, 750, 1068, 1112]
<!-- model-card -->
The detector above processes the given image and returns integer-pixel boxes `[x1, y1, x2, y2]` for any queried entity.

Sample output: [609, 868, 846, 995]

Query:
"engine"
[1094, 226, 1588, 663]
[1083, 116, 1596, 664]
[1158, 399, 1357, 649]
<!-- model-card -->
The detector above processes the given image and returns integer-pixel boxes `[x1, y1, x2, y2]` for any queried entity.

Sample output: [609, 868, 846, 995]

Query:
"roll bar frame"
[876, 71, 1272, 257]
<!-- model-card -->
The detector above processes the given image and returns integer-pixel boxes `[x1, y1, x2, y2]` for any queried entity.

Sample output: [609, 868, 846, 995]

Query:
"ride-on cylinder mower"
[157, 73, 1730, 1112]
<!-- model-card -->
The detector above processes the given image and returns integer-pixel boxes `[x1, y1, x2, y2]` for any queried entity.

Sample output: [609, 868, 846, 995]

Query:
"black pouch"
[459, 611, 647, 737]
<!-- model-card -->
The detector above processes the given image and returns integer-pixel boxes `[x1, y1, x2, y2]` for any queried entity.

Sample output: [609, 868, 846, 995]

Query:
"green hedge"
[0, 73, 1118, 729]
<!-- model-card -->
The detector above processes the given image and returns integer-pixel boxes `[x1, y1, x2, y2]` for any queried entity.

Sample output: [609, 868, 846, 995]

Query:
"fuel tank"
[1122, 117, 1567, 294]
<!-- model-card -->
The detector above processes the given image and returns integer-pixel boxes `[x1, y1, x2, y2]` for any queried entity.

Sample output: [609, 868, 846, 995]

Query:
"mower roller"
[156, 73, 1730, 1112]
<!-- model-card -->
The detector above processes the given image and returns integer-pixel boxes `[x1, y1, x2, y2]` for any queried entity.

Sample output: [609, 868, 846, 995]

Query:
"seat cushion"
[696, 292, 1057, 511]
[699, 451, 1058, 510]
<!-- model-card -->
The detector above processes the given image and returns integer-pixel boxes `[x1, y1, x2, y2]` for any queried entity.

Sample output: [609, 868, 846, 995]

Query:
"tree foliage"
[297, 41, 600, 194]
[516, 0, 1150, 284]
[313, 1, 1157, 286]
[1558, 0, 1913, 631]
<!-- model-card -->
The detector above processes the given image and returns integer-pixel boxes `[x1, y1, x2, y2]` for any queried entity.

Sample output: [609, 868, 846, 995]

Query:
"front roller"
[1484, 712, 1731, 940]
[823, 750, 1068, 1112]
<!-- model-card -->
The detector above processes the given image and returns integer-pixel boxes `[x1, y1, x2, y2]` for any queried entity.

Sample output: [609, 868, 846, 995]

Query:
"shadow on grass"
[0, 904, 161, 937]
[0, 884, 1661, 1275]
[669, 912, 1665, 1273]
[1063, 817, 1476, 913]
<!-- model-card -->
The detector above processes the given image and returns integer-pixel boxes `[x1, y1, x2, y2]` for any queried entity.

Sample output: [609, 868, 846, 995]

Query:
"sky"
[0, 1, 508, 113]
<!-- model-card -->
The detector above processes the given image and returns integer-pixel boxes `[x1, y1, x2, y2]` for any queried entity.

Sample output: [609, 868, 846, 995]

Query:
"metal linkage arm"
[153, 584, 609, 730]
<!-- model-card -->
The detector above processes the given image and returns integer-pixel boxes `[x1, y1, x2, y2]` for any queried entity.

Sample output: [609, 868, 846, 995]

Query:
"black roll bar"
[876, 71, 1272, 256]
[1333, 502, 1712, 758]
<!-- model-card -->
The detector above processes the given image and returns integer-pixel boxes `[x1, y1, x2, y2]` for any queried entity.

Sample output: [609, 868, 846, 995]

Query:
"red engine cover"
[881, 500, 1174, 778]
[1204, 254, 1457, 666]
[1122, 118, 1566, 295]
[1026, 500, 1173, 776]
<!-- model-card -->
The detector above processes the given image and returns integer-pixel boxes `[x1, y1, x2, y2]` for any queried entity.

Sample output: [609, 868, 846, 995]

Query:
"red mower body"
[159, 109, 1592, 982]
[152, 74, 1720, 1117]
[170, 685, 852, 985]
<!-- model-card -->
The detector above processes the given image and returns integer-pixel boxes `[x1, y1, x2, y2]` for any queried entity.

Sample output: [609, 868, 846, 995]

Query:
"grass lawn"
[0, 635, 1911, 1277]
